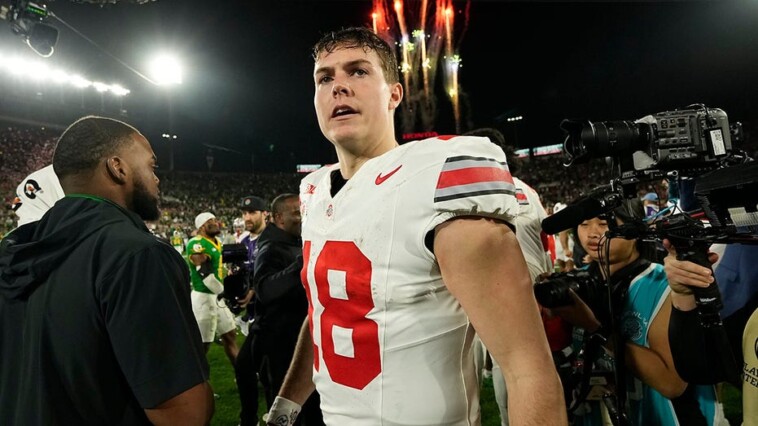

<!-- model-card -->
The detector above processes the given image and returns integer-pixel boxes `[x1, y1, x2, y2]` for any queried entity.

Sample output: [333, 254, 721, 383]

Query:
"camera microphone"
[542, 196, 604, 235]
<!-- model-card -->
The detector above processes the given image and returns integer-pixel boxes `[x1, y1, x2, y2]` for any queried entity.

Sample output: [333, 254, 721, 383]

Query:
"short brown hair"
[312, 26, 400, 85]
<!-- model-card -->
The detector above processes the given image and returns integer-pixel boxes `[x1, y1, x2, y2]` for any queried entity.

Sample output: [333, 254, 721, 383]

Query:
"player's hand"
[265, 396, 301, 426]
[662, 239, 717, 295]
[195, 257, 214, 279]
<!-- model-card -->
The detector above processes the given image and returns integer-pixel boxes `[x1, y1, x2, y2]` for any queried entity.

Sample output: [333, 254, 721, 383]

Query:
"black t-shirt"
[0, 196, 209, 425]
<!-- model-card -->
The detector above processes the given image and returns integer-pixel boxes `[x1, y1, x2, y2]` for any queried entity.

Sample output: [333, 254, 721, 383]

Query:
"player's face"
[577, 217, 637, 264]
[125, 133, 160, 221]
[202, 217, 221, 237]
[313, 46, 402, 152]
[276, 198, 301, 237]
[242, 210, 265, 234]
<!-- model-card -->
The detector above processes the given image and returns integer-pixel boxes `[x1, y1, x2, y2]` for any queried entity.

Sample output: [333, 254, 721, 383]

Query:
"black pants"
[252, 329, 325, 426]
[235, 329, 261, 426]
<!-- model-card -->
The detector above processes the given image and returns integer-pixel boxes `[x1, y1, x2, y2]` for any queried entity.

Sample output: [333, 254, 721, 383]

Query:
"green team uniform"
[170, 233, 184, 253]
[186, 236, 225, 294]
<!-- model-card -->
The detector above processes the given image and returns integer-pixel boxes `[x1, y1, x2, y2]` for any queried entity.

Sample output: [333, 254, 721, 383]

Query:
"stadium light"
[110, 84, 130, 97]
[0, 50, 130, 96]
[148, 54, 182, 85]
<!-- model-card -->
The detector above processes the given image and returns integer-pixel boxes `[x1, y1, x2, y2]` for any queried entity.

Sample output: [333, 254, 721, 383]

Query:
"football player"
[265, 27, 566, 425]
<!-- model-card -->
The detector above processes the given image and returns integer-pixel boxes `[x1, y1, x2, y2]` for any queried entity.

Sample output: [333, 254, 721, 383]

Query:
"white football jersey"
[512, 177, 551, 281]
[299, 135, 518, 425]
[13, 164, 65, 226]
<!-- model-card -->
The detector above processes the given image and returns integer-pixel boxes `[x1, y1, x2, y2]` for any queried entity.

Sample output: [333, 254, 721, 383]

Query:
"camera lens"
[560, 119, 653, 163]
[534, 276, 578, 308]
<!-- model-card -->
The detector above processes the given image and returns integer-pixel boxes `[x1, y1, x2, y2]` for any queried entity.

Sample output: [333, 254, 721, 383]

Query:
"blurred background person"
[252, 193, 323, 425]
[186, 212, 240, 367]
[11, 164, 64, 226]
[234, 195, 269, 426]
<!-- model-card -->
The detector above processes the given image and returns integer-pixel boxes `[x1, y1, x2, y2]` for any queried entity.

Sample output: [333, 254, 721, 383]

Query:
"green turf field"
[206, 336, 743, 425]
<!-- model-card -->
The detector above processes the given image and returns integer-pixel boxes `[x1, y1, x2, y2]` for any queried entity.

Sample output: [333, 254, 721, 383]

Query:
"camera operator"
[542, 199, 718, 425]
[663, 234, 758, 425]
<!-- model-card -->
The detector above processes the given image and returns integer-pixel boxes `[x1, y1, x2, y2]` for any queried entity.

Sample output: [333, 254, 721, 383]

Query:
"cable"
[48, 11, 159, 85]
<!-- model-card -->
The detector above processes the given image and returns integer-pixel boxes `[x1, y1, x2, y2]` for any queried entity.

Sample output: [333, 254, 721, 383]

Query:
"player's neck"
[335, 138, 398, 179]
[199, 231, 217, 243]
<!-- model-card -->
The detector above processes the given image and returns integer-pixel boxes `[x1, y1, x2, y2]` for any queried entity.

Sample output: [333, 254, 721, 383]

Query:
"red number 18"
[302, 241, 381, 390]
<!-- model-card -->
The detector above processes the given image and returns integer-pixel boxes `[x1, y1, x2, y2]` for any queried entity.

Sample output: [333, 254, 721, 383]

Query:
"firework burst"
[371, 0, 469, 135]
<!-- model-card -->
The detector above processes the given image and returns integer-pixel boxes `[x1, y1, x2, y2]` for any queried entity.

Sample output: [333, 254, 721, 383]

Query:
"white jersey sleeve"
[422, 135, 519, 241]
[512, 177, 552, 281]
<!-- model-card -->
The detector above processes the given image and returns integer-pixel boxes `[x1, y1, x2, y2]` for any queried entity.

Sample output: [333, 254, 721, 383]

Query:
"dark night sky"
[2, 0, 757, 172]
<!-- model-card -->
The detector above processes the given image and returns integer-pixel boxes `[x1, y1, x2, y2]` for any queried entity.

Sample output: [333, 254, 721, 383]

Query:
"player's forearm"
[506, 372, 567, 425]
[277, 318, 316, 404]
[495, 312, 567, 425]
[435, 218, 567, 424]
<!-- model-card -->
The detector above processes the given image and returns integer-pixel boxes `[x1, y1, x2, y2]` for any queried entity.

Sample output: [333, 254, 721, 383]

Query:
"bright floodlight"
[148, 54, 183, 85]
[0, 50, 130, 96]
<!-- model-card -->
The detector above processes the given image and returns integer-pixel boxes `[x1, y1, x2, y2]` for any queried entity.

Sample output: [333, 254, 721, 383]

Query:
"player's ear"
[105, 156, 128, 185]
[388, 82, 403, 111]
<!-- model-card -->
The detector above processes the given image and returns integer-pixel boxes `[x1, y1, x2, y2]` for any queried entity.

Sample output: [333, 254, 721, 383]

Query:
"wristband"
[266, 396, 301, 426]
[202, 274, 224, 294]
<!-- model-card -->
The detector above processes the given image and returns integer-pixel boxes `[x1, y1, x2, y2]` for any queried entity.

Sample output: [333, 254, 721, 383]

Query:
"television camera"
[539, 104, 757, 424]
[544, 104, 758, 323]
[221, 243, 252, 315]
[1, 0, 58, 57]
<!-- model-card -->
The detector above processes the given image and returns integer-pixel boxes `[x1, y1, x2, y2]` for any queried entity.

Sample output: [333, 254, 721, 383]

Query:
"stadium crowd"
[8, 121, 746, 240]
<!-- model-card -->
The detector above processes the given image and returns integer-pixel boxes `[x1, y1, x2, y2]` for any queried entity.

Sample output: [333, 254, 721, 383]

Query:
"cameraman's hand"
[237, 289, 254, 307]
[662, 239, 717, 310]
[548, 290, 601, 333]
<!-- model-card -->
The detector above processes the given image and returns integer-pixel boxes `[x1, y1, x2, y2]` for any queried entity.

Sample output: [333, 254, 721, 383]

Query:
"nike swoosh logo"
[375, 165, 403, 185]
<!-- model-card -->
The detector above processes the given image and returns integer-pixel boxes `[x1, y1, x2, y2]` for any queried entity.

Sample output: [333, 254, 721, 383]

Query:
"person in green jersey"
[187, 212, 239, 366]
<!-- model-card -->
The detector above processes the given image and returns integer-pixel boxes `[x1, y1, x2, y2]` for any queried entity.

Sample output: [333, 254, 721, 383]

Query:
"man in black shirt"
[253, 193, 323, 425]
[0, 116, 213, 425]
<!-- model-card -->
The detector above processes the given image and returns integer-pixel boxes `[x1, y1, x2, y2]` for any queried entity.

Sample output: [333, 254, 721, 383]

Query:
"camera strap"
[570, 258, 651, 420]
[608, 258, 651, 321]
